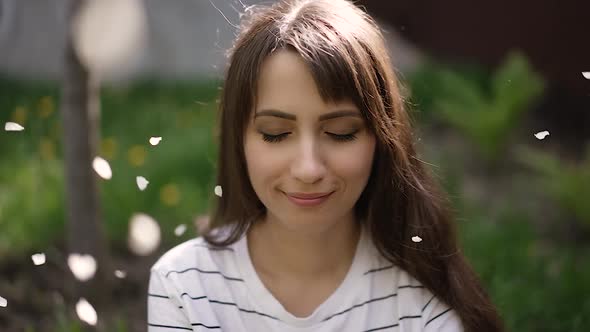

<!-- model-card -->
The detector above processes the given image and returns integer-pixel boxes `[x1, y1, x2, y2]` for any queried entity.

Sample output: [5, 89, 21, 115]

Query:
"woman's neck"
[247, 215, 362, 282]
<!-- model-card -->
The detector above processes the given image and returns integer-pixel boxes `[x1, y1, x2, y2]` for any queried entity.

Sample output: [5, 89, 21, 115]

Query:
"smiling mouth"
[284, 191, 334, 207]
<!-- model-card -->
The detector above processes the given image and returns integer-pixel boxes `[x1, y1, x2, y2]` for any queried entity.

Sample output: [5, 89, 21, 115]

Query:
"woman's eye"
[327, 132, 358, 142]
[260, 132, 358, 143]
[262, 133, 289, 143]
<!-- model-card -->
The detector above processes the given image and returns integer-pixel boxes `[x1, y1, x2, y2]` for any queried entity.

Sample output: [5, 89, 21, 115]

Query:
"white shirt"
[148, 224, 464, 331]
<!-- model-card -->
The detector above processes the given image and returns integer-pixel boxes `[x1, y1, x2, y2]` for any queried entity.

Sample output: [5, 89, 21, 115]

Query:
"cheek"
[331, 140, 375, 179]
[244, 139, 280, 187]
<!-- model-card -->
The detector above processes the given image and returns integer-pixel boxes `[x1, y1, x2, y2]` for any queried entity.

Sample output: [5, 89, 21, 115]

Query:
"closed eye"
[261, 132, 358, 143]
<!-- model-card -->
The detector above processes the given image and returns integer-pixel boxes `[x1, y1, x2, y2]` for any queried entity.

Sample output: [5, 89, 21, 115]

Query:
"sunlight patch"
[128, 213, 161, 256]
[76, 298, 98, 326]
[136, 176, 149, 191]
[534, 130, 550, 140]
[92, 157, 112, 180]
[4, 122, 24, 131]
[149, 136, 162, 146]
[32, 253, 46, 266]
[68, 254, 97, 282]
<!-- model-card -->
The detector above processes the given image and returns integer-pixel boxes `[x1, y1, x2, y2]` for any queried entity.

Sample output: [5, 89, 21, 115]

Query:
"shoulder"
[150, 224, 239, 275]
[377, 265, 464, 331]
[150, 237, 205, 274]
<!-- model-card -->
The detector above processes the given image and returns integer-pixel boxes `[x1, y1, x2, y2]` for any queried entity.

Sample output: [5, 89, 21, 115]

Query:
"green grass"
[459, 204, 590, 331]
[0, 76, 222, 258]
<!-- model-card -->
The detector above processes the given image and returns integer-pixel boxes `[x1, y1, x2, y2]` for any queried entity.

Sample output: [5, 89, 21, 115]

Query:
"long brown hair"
[202, 0, 504, 330]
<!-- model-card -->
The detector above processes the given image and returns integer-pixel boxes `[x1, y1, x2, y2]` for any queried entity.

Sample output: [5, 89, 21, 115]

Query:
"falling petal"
[128, 213, 161, 256]
[174, 224, 187, 237]
[76, 298, 97, 326]
[582, 72, 590, 79]
[32, 253, 46, 266]
[5, 122, 24, 131]
[0, 295, 7, 308]
[149, 136, 162, 146]
[214, 185, 223, 197]
[534, 130, 550, 140]
[114, 270, 127, 279]
[136, 176, 149, 191]
[92, 157, 112, 180]
[411, 236, 422, 243]
[67, 254, 97, 282]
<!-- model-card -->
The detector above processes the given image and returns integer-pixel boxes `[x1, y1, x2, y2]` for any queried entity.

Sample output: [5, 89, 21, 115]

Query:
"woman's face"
[244, 49, 376, 234]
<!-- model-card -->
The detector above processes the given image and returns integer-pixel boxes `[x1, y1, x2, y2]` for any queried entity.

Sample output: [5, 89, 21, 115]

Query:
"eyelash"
[261, 132, 358, 143]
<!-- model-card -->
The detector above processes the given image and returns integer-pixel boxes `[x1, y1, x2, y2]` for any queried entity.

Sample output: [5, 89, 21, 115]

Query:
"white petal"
[76, 298, 97, 326]
[149, 136, 162, 146]
[92, 157, 112, 180]
[67, 254, 97, 282]
[534, 130, 550, 140]
[582, 72, 590, 79]
[214, 185, 223, 197]
[174, 224, 187, 237]
[4, 122, 24, 131]
[31, 253, 46, 266]
[114, 270, 127, 278]
[136, 176, 149, 191]
[72, 0, 147, 75]
[411, 236, 422, 243]
[0, 295, 7, 307]
[128, 213, 161, 256]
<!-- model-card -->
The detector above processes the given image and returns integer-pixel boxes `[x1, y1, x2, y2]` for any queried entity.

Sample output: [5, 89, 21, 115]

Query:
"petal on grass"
[128, 213, 161, 256]
[67, 254, 97, 282]
[4, 122, 24, 131]
[32, 253, 46, 266]
[92, 157, 112, 180]
[534, 130, 550, 140]
[76, 298, 97, 326]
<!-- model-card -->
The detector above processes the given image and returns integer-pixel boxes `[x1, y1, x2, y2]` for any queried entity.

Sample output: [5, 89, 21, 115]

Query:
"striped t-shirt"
[148, 224, 464, 331]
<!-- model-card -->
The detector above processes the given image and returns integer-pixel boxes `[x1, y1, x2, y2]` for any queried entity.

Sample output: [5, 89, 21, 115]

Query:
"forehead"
[254, 49, 356, 115]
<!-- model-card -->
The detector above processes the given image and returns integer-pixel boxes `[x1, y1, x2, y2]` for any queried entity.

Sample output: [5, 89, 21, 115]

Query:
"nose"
[290, 135, 327, 184]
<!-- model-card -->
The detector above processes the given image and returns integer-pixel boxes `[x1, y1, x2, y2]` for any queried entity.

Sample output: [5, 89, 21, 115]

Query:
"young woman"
[148, 0, 504, 331]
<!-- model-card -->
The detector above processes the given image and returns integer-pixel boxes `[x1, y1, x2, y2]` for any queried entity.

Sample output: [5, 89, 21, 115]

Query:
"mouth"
[284, 191, 334, 207]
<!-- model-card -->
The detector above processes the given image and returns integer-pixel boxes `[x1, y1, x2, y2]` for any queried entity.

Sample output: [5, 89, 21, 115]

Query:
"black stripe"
[422, 295, 435, 312]
[148, 323, 192, 330]
[180, 293, 208, 300]
[425, 308, 452, 326]
[398, 285, 424, 290]
[178, 293, 280, 321]
[322, 292, 399, 322]
[363, 323, 399, 331]
[209, 299, 281, 321]
[399, 315, 422, 321]
[193, 243, 234, 251]
[165, 267, 244, 282]
[148, 293, 169, 299]
[363, 265, 394, 275]
[191, 322, 221, 329]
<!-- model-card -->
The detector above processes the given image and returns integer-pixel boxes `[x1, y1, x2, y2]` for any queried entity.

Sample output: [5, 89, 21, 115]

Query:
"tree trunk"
[60, 0, 111, 312]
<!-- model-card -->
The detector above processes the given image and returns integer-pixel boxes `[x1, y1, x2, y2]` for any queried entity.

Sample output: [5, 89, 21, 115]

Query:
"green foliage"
[0, 76, 222, 259]
[408, 51, 545, 162]
[515, 145, 590, 229]
[459, 204, 590, 331]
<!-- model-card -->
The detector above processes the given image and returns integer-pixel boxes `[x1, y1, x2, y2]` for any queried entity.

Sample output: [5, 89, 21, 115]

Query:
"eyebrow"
[254, 109, 362, 121]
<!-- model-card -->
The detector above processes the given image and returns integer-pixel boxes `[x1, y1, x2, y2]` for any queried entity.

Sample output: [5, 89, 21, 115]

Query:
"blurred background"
[0, 0, 589, 331]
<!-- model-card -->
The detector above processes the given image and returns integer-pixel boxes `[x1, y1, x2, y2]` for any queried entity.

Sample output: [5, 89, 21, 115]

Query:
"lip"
[285, 191, 334, 207]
